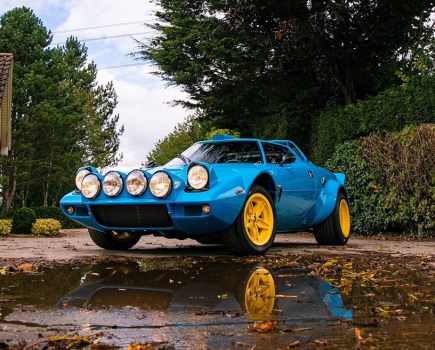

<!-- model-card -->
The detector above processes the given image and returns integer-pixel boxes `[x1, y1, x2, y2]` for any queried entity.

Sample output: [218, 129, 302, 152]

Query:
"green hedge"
[326, 124, 434, 236]
[32, 206, 82, 229]
[311, 76, 435, 164]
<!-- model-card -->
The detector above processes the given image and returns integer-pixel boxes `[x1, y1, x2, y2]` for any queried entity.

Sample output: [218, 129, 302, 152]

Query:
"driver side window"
[262, 143, 292, 164]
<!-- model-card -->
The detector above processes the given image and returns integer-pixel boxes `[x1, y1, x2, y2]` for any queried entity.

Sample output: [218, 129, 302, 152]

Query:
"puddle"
[0, 255, 433, 349]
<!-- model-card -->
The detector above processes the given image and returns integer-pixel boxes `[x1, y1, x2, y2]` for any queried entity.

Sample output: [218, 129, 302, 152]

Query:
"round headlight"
[81, 173, 100, 199]
[103, 171, 123, 197]
[150, 172, 172, 198]
[75, 168, 90, 190]
[126, 170, 147, 196]
[188, 165, 209, 190]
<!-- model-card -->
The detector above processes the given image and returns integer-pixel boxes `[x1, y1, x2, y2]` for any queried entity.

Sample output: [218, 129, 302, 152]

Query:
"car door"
[262, 142, 317, 231]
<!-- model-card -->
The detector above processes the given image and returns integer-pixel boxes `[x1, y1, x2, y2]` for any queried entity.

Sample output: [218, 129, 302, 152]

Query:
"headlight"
[188, 165, 209, 190]
[103, 171, 123, 197]
[126, 170, 147, 196]
[150, 172, 172, 198]
[81, 173, 100, 199]
[75, 168, 90, 190]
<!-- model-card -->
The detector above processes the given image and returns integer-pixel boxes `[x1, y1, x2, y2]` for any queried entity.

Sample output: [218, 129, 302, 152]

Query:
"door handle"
[308, 170, 314, 178]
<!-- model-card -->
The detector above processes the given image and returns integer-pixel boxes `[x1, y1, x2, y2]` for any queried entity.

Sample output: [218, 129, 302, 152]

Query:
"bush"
[12, 207, 37, 234]
[31, 219, 62, 237]
[32, 206, 82, 229]
[326, 124, 435, 236]
[0, 219, 12, 236]
[311, 76, 435, 164]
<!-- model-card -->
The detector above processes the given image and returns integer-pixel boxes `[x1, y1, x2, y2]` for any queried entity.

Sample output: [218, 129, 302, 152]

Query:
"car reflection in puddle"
[54, 261, 352, 345]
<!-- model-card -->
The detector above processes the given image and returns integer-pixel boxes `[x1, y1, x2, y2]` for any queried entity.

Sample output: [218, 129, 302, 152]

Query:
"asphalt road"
[0, 229, 434, 261]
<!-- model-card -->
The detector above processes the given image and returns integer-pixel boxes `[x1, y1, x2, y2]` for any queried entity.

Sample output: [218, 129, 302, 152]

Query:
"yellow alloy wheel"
[245, 267, 276, 317]
[339, 199, 351, 238]
[243, 193, 274, 246]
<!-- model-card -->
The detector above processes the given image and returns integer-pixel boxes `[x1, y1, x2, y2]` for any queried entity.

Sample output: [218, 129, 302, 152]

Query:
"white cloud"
[1, 0, 190, 168]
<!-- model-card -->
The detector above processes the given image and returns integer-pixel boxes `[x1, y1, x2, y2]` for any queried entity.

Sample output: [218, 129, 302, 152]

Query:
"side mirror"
[280, 153, 296, 166]
[143, 160, 156, 169]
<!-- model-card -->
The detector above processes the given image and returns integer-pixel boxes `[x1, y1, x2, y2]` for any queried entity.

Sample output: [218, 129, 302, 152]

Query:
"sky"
[0, 0, 189, 169]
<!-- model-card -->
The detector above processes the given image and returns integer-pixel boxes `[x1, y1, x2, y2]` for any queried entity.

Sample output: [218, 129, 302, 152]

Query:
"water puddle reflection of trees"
[0, 254, 433, 349]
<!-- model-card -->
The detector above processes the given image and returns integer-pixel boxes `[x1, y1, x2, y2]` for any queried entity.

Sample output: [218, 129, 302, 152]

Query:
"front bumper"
[60, 188, 246, 236]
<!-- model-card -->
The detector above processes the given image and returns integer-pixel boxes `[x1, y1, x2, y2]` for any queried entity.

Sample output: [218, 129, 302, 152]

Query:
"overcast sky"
[0, 0, 189, 169]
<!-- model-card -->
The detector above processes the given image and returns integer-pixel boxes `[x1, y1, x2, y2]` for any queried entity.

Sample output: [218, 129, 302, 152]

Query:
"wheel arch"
[251, 173, 277, 203]
[310, 180, 347, 228]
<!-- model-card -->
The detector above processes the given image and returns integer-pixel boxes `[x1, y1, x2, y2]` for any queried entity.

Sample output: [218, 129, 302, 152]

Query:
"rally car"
[60, 135, 351, 255]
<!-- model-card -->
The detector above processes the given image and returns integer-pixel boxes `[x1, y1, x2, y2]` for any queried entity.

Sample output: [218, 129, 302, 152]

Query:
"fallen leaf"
[286, 340, 300, 348]
[355, 328, 364, 342]
[282, 327, 312, 333]
[249, 321, 277, 333]
[0, 266, 10, 275]
[314, 339, 328, 346]
[17, 263, 36, 273]
[276, 294, 298, 299]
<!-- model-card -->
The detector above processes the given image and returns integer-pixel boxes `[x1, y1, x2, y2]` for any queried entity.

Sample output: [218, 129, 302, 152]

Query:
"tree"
[0, 7, 123, 210]
[139, 0, 434, 149]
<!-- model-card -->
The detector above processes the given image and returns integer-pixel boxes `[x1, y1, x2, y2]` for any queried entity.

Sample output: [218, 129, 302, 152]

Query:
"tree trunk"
[330, 62, 356, 105]
[3, 164, 17, 212]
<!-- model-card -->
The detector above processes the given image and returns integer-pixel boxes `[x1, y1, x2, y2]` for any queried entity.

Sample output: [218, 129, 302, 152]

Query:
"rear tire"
[314, 191, 351, 245]
[222, 185, 276, 255]
[88, 229, 141, 250]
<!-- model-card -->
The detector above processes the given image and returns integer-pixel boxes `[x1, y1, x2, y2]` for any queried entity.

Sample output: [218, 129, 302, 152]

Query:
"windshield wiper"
[176, 154, 191, 165]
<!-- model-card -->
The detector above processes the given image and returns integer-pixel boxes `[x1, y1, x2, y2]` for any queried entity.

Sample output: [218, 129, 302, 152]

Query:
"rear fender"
[309, 175, 346, 227]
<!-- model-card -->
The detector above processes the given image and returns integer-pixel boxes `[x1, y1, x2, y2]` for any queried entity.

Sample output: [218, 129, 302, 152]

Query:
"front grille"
[91, 205, 173, 228]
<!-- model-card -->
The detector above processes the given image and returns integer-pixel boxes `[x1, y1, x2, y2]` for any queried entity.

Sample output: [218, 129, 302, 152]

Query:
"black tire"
[222, 185, 276, 255]
[194, 235, 222, 245]
[314, 191, 351, 245]
[88, 228, 141, 250]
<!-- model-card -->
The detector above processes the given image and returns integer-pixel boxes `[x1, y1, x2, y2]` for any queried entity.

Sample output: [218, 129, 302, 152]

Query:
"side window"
[262, 143, 291, 164]
[288, 143, 304, 160]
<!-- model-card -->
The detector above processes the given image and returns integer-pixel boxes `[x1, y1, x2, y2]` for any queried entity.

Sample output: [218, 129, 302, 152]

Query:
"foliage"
[32, 206, 82, 229]
[0, 7, 123, 211]
[12, 207, 36, 234]
[326, 124, 435, 236]
[146, 118, 206, 165]
[139, 0, 434, 152]
[0, 219, 12, 236]
[31, 218, 62, 237]
[311, 75, 435, 164]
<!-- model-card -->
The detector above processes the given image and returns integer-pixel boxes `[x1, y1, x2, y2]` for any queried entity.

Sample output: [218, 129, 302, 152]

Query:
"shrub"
[31, 219, 62, 237]
[32, 206, 82, 229]
[12, 207, 37, 234]
[0, 219, 12, 236]
[326, 124, 435, 236]
[311, 76, 435, 164]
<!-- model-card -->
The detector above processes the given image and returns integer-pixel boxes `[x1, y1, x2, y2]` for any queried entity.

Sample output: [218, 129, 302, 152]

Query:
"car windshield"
[165, 141, 263, 166]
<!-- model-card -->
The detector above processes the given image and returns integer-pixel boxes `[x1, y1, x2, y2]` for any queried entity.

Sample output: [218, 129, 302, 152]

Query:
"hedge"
[32, 206, 82, 229]
[32, 219, 62, 237]
[311, 76, 435, 165]
[326, 124, 434, 236]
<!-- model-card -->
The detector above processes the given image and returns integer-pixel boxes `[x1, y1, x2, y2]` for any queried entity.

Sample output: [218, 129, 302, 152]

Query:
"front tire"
[314, 191, 351, 245]
[222, 185, 276, 255]
[88, 229, 141, 250]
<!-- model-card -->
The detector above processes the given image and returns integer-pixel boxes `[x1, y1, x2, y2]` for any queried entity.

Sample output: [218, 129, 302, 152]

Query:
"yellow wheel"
[244, 267, 276, 318]
[314, 192, 351, 245]
[339, 198, 351, 238]
[243, 193, 274, 246]
[222, 185, 276, 255]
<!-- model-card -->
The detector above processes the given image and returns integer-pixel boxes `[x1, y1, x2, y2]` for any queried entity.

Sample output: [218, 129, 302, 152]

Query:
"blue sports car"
[60, 135, 351, 255]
